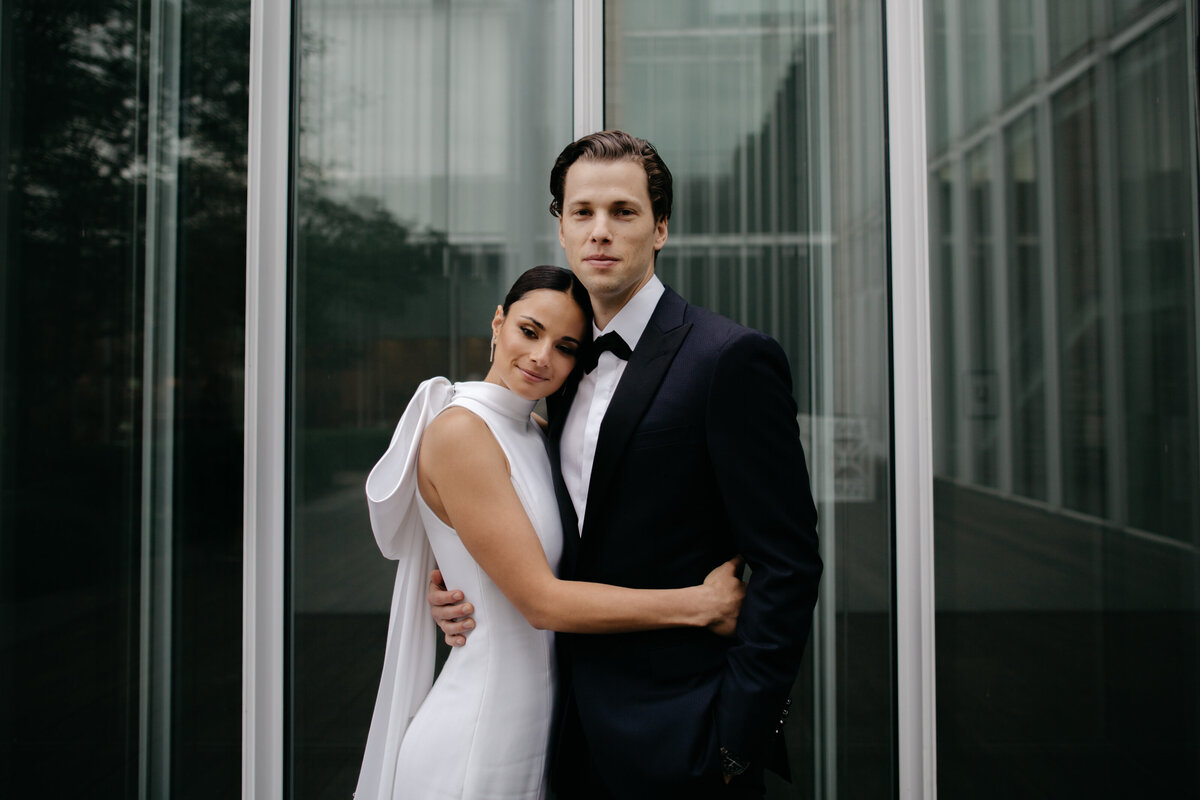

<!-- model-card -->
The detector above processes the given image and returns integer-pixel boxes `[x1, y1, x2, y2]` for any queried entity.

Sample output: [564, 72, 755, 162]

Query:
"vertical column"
[573, 0, 604, 136]
[139, 1, 182, 796]
[244, 0, 292, 797]
[886, 3, 938, 799]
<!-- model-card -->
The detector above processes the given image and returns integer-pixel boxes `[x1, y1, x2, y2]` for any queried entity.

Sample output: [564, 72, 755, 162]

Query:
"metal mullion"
[887, 3, 938, 798]
[139, 2, 182, 797]
[573, 0, 603, 137]
[243, 0, 292, 797]
[809, 5, 838, 797]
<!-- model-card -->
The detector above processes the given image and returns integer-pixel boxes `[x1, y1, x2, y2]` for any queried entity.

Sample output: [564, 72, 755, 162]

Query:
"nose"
[530, 340, 552, 365]
[589, 212, 612, 243]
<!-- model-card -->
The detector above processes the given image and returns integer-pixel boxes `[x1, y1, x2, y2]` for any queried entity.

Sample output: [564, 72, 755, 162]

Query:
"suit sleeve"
[706, 330, 822, 766]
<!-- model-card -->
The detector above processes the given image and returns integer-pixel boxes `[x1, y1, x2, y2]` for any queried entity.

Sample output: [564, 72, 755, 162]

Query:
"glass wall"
[0, 0, 247, 796]
[927, 0, 1200, 795]
[606, 1, 893, 796]
[287, 1, 571, 796]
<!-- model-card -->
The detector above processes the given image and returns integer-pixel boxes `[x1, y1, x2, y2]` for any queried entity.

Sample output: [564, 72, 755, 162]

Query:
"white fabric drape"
[354, 377, 455, 799]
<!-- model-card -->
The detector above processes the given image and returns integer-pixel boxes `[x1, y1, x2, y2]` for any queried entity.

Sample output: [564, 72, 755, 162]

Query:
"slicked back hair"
[548, 130, 673, 224]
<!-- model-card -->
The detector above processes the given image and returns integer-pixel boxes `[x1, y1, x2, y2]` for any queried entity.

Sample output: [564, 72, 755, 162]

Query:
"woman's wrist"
[692, 583, 721, 627]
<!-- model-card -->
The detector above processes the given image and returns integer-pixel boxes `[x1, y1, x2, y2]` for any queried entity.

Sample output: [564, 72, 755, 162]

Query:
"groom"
[432, 130, 821, 798]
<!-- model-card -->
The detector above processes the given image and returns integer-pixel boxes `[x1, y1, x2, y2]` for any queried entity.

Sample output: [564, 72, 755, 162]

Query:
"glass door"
[603, 1, 895, 796]
[286, 1, 572, 796]
[926, 0, 1200, 795]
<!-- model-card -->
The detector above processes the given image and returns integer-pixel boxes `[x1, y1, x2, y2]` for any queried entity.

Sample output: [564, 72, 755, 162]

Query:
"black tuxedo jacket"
[546, 286, 822, 797]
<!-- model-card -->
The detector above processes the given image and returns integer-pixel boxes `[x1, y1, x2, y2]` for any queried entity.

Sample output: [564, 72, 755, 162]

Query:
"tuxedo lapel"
[547, 376, 582, 575]
[582, 289, 691, 538]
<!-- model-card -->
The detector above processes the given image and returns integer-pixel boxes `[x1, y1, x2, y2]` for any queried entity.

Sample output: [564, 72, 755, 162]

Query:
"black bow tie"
[580, 331, 632, 373]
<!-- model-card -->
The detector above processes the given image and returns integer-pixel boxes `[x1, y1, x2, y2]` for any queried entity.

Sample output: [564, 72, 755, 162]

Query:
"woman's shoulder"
[420, 407, 512, 491]
[425, 405, 491, 447]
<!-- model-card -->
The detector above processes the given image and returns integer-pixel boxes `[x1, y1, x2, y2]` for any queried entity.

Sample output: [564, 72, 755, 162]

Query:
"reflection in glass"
[931, 163, 959, 480]
[1053, 75, 1106, 519]
[928, 3, 1200, 795]
[961, 1, 991, 132]
[1049, 0, 1098, 66]
[966, 145, 997, 488]
[607, 1, 893, 796]
[0, 0, 247, 796]
[288, 1, 571, 796]
[1005, 113, 1047, 501]
[1000, 0, 1036, 100]
[1114, 20, 1198, 541]
[926, 0, 956, 153]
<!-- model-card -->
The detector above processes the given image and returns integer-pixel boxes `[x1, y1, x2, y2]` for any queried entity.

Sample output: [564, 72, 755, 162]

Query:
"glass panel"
[926, 0, 954, 152]
[961, 0, 991, 132]
[1053, 74, 1106, 518]
[1005, 112, 1047, 501]
[607, 1, 893, 796]
[929, 3, 1200, 796]
[1115, 20, 1198, 540]
[930, 163, 960, 479]
[1000, 0, 1036, 100]
[1049, 0, 1098, 66]
[966, 144, 998, 488]
[288, 1, 572, 796]
[0, 0, 246, 796]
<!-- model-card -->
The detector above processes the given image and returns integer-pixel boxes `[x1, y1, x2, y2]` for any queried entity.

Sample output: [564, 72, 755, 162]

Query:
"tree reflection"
[1, 0, 444, 795]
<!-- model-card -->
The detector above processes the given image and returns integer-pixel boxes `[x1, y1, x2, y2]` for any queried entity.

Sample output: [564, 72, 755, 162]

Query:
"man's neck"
[593, 270, 654, 329]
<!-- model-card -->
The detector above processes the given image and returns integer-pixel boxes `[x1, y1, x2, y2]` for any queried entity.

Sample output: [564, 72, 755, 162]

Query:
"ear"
[653, 217, 669, 252]
[557, 216, 567, 250]
[491, 305, 504, 337]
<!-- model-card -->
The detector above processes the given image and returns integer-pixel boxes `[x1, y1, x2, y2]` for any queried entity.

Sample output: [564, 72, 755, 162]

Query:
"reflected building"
[927, 1, 1199, 795]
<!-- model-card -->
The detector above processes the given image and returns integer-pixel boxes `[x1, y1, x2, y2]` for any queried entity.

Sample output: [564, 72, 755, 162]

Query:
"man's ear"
[558, 216, 566, 249]
[654, 217, 669, 251]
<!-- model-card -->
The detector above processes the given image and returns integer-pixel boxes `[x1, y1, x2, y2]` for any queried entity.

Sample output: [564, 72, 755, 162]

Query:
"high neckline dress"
[355, 379, 563, 800]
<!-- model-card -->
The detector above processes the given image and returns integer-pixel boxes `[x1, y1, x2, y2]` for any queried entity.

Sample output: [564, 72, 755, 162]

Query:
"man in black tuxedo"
[433, 130, 821, 798]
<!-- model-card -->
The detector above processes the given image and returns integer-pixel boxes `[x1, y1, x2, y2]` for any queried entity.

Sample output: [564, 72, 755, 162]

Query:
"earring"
[489, 336, 496, 363]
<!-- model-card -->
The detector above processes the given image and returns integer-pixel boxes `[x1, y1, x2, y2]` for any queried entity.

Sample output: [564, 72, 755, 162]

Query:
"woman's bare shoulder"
[421, 406, 507, 472]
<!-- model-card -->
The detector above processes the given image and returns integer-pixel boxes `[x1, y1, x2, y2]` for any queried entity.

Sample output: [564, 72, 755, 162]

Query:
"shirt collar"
[592, 273, 664, 352]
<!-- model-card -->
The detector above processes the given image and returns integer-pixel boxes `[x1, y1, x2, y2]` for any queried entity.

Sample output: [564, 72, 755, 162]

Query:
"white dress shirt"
[561, 274, 665, 535]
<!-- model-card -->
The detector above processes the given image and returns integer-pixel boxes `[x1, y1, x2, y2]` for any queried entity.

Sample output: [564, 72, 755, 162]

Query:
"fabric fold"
[355, 376, 455, 800]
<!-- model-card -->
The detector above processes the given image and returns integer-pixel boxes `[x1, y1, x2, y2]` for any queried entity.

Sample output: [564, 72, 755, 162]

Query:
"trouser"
[551, 696, 766, 800]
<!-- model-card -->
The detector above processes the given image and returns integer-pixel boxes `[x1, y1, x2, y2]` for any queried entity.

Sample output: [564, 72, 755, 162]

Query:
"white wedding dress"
[355, 379, 563, 800]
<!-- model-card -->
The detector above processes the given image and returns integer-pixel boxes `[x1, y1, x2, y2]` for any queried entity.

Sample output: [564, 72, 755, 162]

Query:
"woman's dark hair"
[548, 130, 673, 223]
[502, 265, 593, 328]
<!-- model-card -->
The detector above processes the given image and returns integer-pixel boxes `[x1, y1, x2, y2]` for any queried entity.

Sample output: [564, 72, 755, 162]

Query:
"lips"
[518, 367, 547, 383]
[584, 254, 618, 267]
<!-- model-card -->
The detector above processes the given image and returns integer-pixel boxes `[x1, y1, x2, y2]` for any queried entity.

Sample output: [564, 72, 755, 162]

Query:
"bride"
[354, 266, 744, 800]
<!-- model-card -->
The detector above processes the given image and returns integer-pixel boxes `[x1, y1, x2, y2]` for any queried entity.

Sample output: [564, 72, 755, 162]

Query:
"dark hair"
[548, 130, 673, 223]
[502, 265, 593, 326]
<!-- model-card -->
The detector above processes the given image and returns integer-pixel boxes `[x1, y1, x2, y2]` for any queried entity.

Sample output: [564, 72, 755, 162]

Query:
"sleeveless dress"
[355, 379, 563, 800]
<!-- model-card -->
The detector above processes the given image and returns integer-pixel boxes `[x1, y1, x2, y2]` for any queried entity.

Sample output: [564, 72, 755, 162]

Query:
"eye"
[557, 345, 578, 357]
[520, 326, 537, 339]
[573, 208, 592, 217]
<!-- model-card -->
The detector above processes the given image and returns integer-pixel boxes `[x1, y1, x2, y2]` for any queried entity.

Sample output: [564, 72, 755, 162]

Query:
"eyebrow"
[520, 315, 581, 346]
[566, 196, 642, 210]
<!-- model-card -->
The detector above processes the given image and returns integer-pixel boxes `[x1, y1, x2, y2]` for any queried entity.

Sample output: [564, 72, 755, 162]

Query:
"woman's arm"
[418, 407, 744, 634]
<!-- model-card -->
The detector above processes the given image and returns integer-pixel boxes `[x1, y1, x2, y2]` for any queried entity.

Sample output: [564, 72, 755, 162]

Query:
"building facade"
[1, 0, 1196, 797]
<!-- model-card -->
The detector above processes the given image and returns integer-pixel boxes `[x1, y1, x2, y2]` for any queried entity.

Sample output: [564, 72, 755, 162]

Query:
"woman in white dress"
[355, 267, 743, 800]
